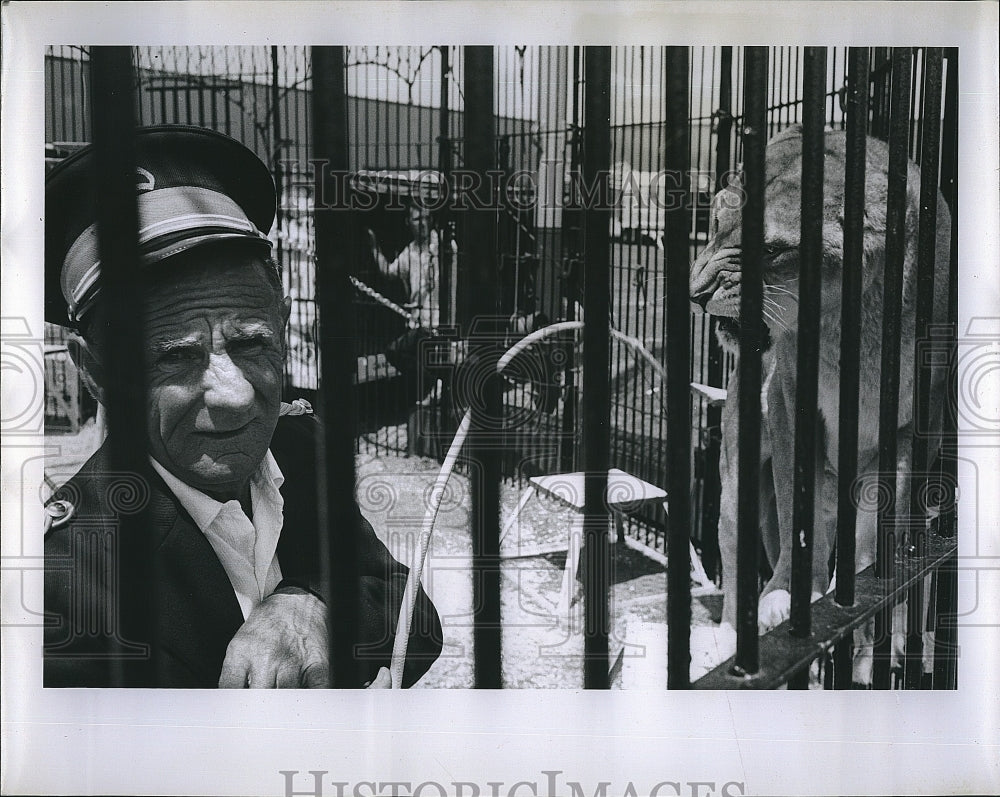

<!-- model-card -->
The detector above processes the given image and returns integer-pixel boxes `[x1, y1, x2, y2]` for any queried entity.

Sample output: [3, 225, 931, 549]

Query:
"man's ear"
[66, 332, 106, 406]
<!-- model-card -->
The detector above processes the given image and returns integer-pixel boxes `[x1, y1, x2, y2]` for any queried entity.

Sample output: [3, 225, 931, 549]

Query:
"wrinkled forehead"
[82, 255, 283, 344]
[142, 269, 285, 342]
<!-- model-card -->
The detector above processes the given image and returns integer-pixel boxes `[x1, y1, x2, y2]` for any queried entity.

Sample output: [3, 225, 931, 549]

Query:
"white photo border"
[2, 3, 998, 795]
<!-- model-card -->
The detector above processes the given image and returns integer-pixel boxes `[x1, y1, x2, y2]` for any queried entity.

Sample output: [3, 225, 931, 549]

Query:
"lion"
[690, 125, 951, 657]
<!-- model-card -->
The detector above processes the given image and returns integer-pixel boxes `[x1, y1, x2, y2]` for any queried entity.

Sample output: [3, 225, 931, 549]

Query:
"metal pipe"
[311, 46, 361, 688]
[580, 45, 612, 690]
[463, 45, 503, 689]
[663, 45, 692, 689]
[90, 46, 149, 686]
[789, 47, 827, 639]
[733, 46, 768, 677]
[835, 47, 870, 616]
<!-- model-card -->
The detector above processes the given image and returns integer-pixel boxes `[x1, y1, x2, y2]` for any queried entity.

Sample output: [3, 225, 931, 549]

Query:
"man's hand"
[219, 589, 329, 688]
[365, 667, 392, 689]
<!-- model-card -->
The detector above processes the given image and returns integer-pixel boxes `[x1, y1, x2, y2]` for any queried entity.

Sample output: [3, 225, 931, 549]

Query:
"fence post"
[311, 46, 361, 688]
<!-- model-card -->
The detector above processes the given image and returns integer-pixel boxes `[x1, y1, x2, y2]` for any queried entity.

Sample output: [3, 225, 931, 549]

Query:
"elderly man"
[43, 125, 442, 688]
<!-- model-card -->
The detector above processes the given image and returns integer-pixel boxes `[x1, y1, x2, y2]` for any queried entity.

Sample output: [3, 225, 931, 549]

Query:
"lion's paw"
[758, 590, 791, 633]
[757, 589, 825, 634]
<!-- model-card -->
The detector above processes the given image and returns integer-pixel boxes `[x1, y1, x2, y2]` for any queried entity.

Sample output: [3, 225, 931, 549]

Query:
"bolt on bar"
[663, 46, 692, 689]
[873, 47, 913, 690]
[733, 46, 768, 677]
[833, 46, 870, 689]
[463, 46, 503, 689]
[90, 46, 150, 686]
[580, 45, 612, 690]
[789, 48, 827, 652]
[904, 47, 944, 690]
[311, 46, 361, 688]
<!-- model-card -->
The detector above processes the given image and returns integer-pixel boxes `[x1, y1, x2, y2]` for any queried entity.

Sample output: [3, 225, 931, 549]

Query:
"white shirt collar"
[149, 452, 286, 619]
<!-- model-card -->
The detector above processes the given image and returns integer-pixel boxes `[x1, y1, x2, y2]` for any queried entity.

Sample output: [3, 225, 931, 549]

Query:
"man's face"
[407, 206, 431, 243]
[138, 250, 289, 501]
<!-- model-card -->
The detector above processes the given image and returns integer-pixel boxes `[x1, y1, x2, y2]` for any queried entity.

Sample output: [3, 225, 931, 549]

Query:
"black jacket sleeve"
[271, 413, 443, 687]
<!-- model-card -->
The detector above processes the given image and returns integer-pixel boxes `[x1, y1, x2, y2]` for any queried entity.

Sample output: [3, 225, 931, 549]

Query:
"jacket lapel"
[145, 472, 245, 686]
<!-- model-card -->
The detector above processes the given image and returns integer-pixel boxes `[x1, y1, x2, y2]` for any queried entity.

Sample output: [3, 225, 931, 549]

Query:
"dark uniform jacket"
[44, 414, 442, 688]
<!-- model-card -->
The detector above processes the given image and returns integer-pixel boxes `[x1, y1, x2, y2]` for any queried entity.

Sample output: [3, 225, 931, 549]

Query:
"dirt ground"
[44, 419, 733, 688]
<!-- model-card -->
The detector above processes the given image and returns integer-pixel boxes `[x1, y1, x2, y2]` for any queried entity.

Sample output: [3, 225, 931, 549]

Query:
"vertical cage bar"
[271, 46, 284, 268]
[438, 46, 453, 327]
[789, 47, 827, 642]
[311, 46, 361, 688]
[933, 49, 959, 692]
[580, 45, 612, 690]
[835, 47, 869, 611]
[663, 46, 691, 689]
[833, 48, 870, 689]
[463, 45, 503, 689]
[932, 552, 958, 689]
[733, 46, 768, 677]
[558, 47, 583, 475]
[904, 47, 944, 690]
[875, 48, 913, 579]
[89, 46, 149, 686]
[699, 47, 734, 582]
[939, 47, 959, 541]
[873, 46, 914, 690]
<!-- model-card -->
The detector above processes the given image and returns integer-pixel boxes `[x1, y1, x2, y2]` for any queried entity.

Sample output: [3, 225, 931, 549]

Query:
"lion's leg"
[757, 352, 798, 631]
[718, 370, 741, 631]
[718, 361, 782, 628]
[759, 455, 780, 568]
